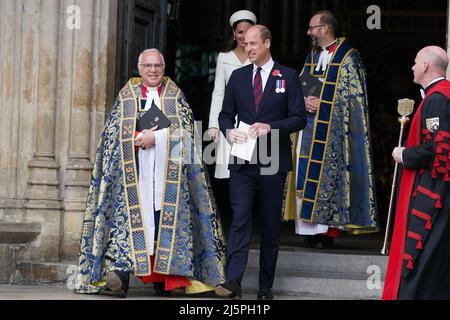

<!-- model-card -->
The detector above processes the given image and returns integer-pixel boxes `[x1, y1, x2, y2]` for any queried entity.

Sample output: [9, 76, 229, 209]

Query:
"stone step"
[12, 247, 388, 300]
[242, 267, 383, 300]
[243, 246, 388, 299]
[248, 246, 388, 277]
[129, 247, 389, 299]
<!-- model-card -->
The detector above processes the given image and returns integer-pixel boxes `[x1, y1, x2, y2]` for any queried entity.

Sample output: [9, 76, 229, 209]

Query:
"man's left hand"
[249, 123, 271, 139]
[140, 126, 158, 149]
[305, 96, 319, 114]
[392, 147, 405, 164]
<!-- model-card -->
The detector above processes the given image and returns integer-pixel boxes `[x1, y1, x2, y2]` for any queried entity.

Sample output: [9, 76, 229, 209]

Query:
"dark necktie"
[253, 67, 263, 112]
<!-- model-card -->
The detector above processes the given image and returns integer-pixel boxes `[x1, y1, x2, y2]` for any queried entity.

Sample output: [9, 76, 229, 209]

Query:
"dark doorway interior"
[115, 0, 167, 95]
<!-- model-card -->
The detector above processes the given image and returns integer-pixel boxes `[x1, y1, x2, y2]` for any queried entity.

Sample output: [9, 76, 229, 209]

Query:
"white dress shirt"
[252, 57, 275, 92]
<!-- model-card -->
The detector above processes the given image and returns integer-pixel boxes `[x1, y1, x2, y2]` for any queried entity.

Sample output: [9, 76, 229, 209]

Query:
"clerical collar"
[322, 39, 337, 51]
[142, 83, 162, 98]
[424, 77, 445, 93]
[419, 77, 445, 98]
[315, 40, 337, 72]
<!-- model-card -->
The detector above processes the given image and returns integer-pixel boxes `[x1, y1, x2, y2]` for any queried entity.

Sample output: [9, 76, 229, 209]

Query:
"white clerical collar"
[424, 77, 445, 90]
[420, 77, 445, 98]
[143, 84, 162, 92]
[253, 57, 274, 74]
[143, 84, 162, 110]
[315, 42, 336, 72]
[320, 39, 337, 51]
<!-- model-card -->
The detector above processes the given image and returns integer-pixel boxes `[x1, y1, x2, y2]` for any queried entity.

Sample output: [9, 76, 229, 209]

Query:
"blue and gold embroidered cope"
[74, 77, 225, 294]
[285, 38, 378, 231]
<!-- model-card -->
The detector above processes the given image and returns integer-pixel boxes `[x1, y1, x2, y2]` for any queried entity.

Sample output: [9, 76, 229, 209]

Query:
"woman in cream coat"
[207, 10, 257, 179]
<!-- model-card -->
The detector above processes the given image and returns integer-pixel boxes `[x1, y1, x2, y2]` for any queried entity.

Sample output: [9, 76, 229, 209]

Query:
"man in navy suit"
[215, 25, 306, 300]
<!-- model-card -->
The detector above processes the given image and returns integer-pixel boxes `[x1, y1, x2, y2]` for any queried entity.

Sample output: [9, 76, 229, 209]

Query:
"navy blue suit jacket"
[219, 61, 306, 173]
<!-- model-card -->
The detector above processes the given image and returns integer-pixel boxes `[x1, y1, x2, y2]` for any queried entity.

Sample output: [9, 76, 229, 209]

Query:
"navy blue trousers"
[226, 165, 287, 289]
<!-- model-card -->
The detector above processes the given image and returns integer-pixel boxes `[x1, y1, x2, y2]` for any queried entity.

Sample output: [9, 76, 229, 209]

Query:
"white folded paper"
[230, 122, 257, 161]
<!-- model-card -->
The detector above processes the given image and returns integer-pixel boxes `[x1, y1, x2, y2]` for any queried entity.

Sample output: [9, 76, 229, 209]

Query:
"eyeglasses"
[138, 63, 164, 71]
[308, 24, 326, 31]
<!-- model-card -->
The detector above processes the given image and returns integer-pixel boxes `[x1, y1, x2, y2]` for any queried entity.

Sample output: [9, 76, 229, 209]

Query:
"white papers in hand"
[230, 122, 257, 161]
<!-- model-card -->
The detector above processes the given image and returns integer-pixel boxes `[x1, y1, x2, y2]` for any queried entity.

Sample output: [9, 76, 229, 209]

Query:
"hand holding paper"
[249, 122, 271, 139]
[229, 128, 248, 144]
[230, 122, 257, 161]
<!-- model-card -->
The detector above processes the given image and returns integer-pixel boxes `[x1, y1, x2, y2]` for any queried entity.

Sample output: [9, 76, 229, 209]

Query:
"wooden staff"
[381, 98, 415, 255]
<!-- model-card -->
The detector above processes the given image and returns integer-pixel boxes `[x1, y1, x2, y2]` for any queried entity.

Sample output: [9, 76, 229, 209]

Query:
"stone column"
[58, 0, 93, 261]
[0, 0, 24, 222]
[0, 0, 51, 279]
[2, 0, 116, 261]
[60, 0, 116, 260]
[23, 0, 62, 263]
[0, 0, 117, 281]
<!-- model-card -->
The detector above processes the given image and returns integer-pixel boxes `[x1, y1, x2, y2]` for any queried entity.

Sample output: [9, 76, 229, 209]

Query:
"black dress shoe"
[303, 235, 318, 247]
[104, 270, 129, 298]
[153, 282, 172, 297]
[314, 235, 334, 249]
[214, 280, 242, 299]
[257, 287, 274, 300]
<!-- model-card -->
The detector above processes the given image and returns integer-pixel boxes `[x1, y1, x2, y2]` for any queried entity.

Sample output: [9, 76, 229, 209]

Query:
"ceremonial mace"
[381, 98, 415, 255]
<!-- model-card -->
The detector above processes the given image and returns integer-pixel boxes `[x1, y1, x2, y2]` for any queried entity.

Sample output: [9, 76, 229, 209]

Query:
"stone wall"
[0, 0, 117, 282]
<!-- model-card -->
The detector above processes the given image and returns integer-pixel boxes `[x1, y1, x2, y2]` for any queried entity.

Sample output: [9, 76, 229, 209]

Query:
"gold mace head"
[397, 98, 415, 117]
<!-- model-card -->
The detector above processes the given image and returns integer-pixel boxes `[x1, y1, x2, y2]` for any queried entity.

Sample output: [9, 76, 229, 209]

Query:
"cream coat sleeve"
[208, 52, 226, 129]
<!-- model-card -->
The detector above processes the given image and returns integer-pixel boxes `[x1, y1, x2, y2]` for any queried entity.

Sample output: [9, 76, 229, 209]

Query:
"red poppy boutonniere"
[273, 69, 286, 93]
[272, 69, 283, 77]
